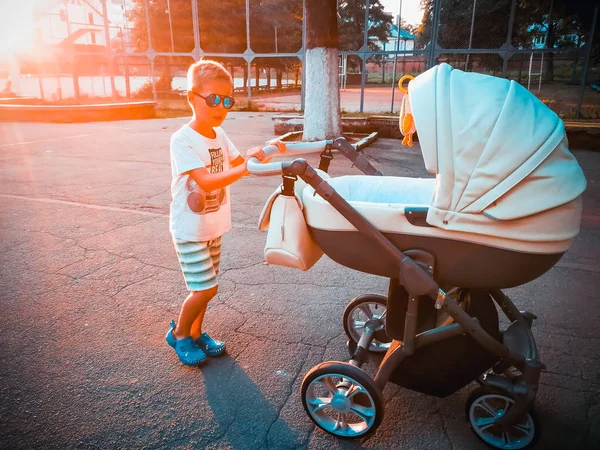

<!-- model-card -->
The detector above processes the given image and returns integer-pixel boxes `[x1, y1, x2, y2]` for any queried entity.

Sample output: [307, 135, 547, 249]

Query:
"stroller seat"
[301, 174, 577, 288]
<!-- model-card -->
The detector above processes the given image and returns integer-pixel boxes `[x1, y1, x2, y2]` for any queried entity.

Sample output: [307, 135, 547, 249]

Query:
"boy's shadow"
[202, 354, 301, 449]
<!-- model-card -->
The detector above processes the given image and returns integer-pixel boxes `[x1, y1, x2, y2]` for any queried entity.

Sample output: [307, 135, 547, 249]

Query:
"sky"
[0, 0, 425, 60]
[0, 1, 37, 58]
[379, 0, 424, 26]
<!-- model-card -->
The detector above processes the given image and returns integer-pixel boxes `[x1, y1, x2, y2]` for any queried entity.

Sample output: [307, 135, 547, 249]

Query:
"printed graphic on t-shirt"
[186, 147, 227, 215]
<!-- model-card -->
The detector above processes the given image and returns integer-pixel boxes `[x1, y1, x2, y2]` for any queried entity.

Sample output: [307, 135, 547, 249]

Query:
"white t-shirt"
[169, 124, 241, 241]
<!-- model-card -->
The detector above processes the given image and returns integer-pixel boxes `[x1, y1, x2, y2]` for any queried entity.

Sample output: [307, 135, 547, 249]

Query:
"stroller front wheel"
[343, 294, 391, 353]
[466, 386, 540, 450]
[301, 361, 384, 439]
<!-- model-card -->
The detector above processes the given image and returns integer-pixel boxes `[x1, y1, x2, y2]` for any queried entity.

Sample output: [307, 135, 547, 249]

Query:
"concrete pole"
[304, 0, 341, 140]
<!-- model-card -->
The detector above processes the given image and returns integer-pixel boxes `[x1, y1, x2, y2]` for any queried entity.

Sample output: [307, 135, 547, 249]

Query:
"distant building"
[526, 22, 581, 49]
[370, 23, 416, 56]
[35, 0, 133, 50]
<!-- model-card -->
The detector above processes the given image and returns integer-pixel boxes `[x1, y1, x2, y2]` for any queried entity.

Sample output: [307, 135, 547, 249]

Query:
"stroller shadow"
[202, 354, 300, 449]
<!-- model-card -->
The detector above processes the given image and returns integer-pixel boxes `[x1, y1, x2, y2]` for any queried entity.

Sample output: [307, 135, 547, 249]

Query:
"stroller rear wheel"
[466, 386, 540, 450]
[343, 294, 391, 353]
[301, 361, 384, 439]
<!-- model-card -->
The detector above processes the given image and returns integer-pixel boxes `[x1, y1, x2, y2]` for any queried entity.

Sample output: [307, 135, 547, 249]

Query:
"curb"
[273, 115, 599, 150]
[0, 101, 157, 123]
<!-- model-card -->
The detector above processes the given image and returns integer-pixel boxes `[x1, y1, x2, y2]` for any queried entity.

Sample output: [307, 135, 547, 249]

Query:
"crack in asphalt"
[540, 376, 600, 393]
[235, 329, 326, 349]
[233, 280, 356, 290]
[264, 344, 309, 450]
[219, 260, 267, 279]
[202, 340, 254, 448]
[434, 402, 456, 450]
[110, 273, 162, 300]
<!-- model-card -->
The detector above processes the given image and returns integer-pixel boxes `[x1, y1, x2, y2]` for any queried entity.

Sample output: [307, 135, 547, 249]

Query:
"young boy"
[166, 59, 284, 366]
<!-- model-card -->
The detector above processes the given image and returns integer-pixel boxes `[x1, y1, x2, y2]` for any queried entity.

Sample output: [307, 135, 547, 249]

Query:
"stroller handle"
[247, 140, 332, 176]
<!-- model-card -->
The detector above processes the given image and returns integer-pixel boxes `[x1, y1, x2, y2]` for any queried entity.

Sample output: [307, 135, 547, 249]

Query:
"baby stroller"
[247, 64, 587, 449]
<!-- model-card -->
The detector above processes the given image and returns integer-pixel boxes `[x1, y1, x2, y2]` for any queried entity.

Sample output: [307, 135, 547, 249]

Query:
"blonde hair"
[187, 59, 233, 92]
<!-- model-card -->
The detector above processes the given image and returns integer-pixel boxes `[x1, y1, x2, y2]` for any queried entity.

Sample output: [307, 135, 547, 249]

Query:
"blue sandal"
[166, 320, 207, 366]
[196, 333, 227, 357]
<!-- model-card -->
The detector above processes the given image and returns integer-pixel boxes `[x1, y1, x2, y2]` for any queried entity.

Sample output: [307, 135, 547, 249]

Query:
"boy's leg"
[189, 237, 222, 340]
[173, 286, 218, 339]
[190, 289, 216, 340]
[172, 237, 221, 340]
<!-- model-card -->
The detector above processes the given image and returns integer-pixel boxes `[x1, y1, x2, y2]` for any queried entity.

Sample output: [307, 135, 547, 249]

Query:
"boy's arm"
[192, 142, 285, 190]
[188, 162, 247, 192]
[230, 154, 245, 168]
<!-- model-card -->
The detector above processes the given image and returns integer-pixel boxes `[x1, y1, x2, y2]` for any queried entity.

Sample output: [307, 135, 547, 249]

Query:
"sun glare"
[0, 1, 37, 58]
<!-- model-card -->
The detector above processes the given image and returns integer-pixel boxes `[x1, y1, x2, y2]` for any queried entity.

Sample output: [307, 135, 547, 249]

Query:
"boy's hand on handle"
[267, 139, 287, 155]
[247, 140, 287, 167]
[246, 146, 265, 161]
[260, 139, 287, 164]
[243, 147, 266, 176]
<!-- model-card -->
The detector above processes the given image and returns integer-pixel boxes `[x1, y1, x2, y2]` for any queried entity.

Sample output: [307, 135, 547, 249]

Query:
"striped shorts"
[173, 237, 222, 292]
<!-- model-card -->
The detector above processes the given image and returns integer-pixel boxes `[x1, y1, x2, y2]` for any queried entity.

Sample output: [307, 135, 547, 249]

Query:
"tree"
[338, 0, 394, 72]
[303, 0, 341, 140]
[126, 0, 303, 90]
[416, 0, 592, 78]
[338, 0, 393, 51]
[250, 0, 303, 89]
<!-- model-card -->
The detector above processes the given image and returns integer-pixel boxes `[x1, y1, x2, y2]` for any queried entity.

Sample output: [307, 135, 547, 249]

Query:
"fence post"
[64, 4, 80, 100]
[38, 67, 45, 100]
[576, 5, 598, 120]
[191, 0, 201, 60]
[245, 0, 252, 103]
[501, 0, 517, 78]
[143, 0, 157, 101]
[301, 0, 306, 111]
[390, 2, 403, 113]
[359, 0, 370, 113]
[101, 0, 117, 101]
[465, 0, 477, 71]
[429, 0, 442, 69]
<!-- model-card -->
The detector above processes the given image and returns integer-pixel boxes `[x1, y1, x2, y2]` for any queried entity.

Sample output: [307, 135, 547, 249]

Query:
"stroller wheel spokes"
[343, 294, 391, 353]
[466, 387, 540, 450]
[301, 362, 384, 439]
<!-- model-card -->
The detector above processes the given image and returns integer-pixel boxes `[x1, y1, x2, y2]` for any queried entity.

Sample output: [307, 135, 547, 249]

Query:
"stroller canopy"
[408, 64, 587, 243]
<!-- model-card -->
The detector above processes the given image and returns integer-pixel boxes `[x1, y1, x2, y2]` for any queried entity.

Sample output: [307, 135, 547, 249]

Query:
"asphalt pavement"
[1, 113, 599, 449]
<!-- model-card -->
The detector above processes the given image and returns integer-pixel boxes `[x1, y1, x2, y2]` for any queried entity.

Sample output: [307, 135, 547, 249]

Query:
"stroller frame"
[281, 137, 544, 443]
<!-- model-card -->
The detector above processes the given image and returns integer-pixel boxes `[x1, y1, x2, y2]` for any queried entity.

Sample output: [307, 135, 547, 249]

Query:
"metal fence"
[343, 0, 599, 119]
[1, 0, 598, 119]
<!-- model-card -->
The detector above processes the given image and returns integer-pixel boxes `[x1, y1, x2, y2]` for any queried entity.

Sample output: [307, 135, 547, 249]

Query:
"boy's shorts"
[173, 237, 221, 292]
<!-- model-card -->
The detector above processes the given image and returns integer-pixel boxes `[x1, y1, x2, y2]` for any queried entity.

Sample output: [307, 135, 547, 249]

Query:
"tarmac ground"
[1, 113, 599, 449]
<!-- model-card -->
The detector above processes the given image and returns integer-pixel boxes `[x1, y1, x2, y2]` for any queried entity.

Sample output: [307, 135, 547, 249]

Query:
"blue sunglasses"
[191, 91, 235, 109]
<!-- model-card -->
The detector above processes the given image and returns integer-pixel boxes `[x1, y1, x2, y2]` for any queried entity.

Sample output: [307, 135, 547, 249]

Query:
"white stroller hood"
[409, 64, 587, 242]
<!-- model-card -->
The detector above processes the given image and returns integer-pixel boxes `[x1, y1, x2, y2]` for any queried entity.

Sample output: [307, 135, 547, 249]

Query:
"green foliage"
[338, 0, 394, 52]
[127, 0, 303, 71]
[127, 0, 394, 74]
[132, 73, 173, 99]
[416, 0, 595, 79]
